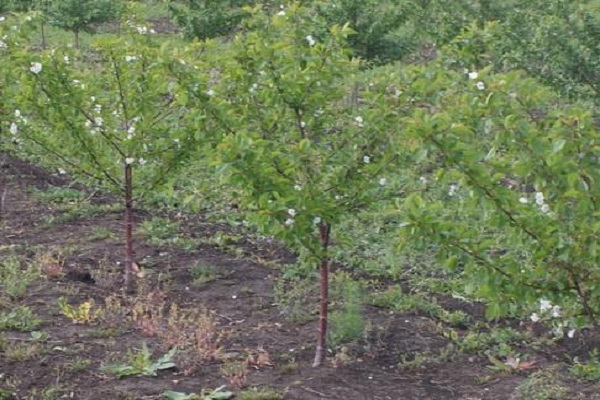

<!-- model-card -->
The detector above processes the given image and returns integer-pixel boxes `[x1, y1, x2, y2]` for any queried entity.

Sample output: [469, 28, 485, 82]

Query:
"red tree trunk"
[124, 163, 134, 293]
[313, 222, 331, 367]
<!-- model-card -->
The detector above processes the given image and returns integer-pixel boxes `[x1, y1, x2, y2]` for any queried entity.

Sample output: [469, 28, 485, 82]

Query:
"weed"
[279, 360, 298, 374]
[89, 226, 115, 241]
[139, 217, 181, 246]
[3, 341, 43, 361]
[220, 360, 248, 389]
[163, 305, 223, 373]
[32, 186, 86, 204]
[0, 256, 40, 299]
[190, 264, 219, 286]
[327, 272, 365, 346]
[58, 298, 101, 324]
[570, 350, 600, 381]
[42, 203, 120, 226]
[65, 357, 92, 373]
[36, 248, 65, 279]
[451, 327, 531, 357]
[398, 350, 435, 371]
[0, 306, 41, 331]
[163, 386, 234, 399]
[273, 276, 317, 324]
[101, 342, 177, 378]
[237, 387, 283, 400]
[513, 369, 568, 400]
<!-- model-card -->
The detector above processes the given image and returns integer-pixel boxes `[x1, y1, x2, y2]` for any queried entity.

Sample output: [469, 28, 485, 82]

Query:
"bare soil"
[1, 153, 599, 400]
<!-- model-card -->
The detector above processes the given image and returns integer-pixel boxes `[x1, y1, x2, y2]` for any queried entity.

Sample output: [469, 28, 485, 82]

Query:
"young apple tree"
[397, 63, 600, 334]
[11, 29, 210, 292]
[206, 4, 404, 366]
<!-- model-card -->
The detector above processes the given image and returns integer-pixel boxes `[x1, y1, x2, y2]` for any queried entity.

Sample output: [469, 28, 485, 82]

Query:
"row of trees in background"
[1, 1, 599, 365]
[1, 0, 123, 48]
[3, 0, 598, 101]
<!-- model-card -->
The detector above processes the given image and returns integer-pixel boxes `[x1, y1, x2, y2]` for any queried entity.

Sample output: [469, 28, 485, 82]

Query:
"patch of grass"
[0, 306, 41, 331]
[42, 202, 121, 226]
[65, 357, 92, 373]
[329, 273, 365, 346]
[139, 217, 181, 246]
[32, 186, 86, 204]
[452, 326, 531, 357]
[237, 388, 283, 400]
[273, 276, 317, 324]
[2, 341, 43, 362]
[570, 350, 600, 381]
[190, 263, 219, 286]
[513, 369, 568, 400]
[0, 256, 41, 299]
[89, 226, 116, 241]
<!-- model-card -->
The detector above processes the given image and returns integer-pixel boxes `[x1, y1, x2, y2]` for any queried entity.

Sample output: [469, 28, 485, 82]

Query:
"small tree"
[169, 0, 253, 41]
[397, 62, 600, 332]
[315, 0, 415, 64]
[47, 0, 124, 48]
[11, 30, 209, 291]
[206, 4, 403, 366]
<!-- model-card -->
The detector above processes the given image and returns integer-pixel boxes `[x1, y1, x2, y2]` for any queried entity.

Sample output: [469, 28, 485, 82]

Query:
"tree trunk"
[0, 161, 6, 221]
[124, 163, 134, 293]
[40, 21, 46, 49]
[74, 30, 80, 50]
[313, 222, 331, 367]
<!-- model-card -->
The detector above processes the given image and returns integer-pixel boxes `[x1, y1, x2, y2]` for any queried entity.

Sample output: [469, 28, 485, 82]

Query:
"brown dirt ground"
[1, 153, 600, 400]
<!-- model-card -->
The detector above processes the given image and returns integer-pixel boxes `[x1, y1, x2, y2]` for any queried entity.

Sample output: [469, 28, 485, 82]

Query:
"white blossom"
[541, 203, 550, 214]
[249, 83, 258, 93]
[14, 109, 21, 118]
[9, 122, 18, 135]
[535, 192, 545, 205]
[519, 197, 528, 204]
[551, 305, 560, 318]
[355, 116, 364, 127]
[468, 71, 478, 80]
[363, 155, 370, 164]
[58, 168, 66, 175]
[448, 184, 458, 196]
[136, 26, 149, 35]
[300, 121, 306, 128]
[284, 218, 294, 226]
[0, 40, 7, 49]
[277, 10, 286, 16]
[294, 185, 302, 191]
[306, 35, 316, 46]
[206, 89, 215, 97]
[539, 299, 552, 312]
[476, 81, 485, 90]
[90, 96, 96, 103]
[63, 55, 70, 64]
[287, 209, 296, 217]
[29, 62, 42, 74]
[94, 117, 103, 127]
[314, 108, 324, 117]
[530, 313, 540, 323]
[567, 329, 575, 338]
[125, 55, 137, 62]
[313, 216, 321, 225]
[125, 157, 135, 165]
[138, 158, 147, 166]
[0, 16, 5, 22]
[379, 177, 387, 187]
[419, 176, 427, 185]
